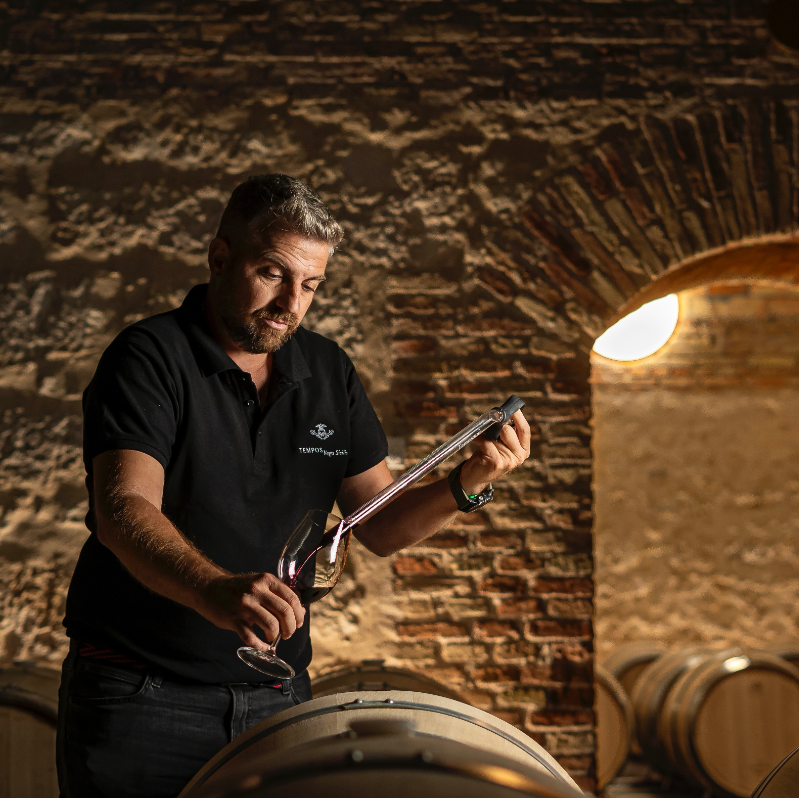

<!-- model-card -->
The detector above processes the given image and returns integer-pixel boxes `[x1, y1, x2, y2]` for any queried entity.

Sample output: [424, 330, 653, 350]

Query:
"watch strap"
[448, 462, 494, 513]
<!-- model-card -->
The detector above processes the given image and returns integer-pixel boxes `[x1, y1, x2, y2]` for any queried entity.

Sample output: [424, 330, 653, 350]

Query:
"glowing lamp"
[593, 294, 679, 362]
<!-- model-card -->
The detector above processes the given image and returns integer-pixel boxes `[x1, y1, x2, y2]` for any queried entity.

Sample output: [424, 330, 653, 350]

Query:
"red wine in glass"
[237, 510, 350, 679]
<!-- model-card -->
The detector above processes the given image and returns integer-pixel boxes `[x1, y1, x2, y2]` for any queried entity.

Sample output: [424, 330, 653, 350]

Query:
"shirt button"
[246, 400, 254, 407]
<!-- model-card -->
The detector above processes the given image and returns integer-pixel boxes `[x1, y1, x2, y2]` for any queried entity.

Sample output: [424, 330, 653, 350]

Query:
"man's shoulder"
[104, 305, 187, 363]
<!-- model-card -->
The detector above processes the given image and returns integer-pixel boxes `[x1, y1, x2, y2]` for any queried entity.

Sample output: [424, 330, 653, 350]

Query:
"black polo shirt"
[64, 284, 388, 684]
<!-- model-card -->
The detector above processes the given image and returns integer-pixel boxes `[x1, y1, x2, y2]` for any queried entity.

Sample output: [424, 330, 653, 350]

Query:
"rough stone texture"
[593, 283, 799, 662]
[0, 2, 798, 787]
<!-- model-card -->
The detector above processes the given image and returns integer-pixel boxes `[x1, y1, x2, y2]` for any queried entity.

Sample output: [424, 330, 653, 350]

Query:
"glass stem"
[268, 632, 282, 653]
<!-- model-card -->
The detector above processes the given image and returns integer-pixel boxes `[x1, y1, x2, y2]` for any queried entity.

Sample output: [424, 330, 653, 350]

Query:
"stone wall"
[1, 2, 798, 787]
[593, 282, 799, 661]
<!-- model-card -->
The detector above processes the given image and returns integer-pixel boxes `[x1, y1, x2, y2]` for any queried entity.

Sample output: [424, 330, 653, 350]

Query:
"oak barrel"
[312, 659, 465, 701]
[763, 641, 799, 669]
[602, 641, 665, 756]
[179, 690, 582, 798]
[660, 651, 799, 798]
[750, 743, 799, 798]
[0, 662, 60, 798]
[603, 641, 667, 700]
[630, 646, 714, 776]
[595, 665, 633, 789]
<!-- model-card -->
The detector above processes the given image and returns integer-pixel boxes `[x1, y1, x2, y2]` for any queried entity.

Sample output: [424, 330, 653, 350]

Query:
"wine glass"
[237, 509, 350, 679]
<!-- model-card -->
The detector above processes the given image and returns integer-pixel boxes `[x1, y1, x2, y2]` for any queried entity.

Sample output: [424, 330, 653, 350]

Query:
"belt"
[73, 638, 290, 689]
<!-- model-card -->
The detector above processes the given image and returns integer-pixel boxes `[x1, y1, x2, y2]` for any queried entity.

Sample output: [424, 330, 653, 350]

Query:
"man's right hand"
[196, 572, 306, 650]
[93, 450, 306, 653]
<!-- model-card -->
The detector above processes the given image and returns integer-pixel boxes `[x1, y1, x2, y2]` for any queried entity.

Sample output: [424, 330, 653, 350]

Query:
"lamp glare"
[593, 294, 679, 362]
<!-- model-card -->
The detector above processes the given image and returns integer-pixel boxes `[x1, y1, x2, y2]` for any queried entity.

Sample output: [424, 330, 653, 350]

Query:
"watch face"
[464, 485, 494, 513]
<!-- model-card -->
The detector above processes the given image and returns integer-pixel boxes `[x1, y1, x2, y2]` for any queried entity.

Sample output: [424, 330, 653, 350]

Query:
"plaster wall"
[593, 283, 799, 662]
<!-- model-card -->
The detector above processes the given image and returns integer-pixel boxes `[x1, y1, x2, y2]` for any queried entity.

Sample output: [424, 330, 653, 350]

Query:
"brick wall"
[1, 2, 798, 788]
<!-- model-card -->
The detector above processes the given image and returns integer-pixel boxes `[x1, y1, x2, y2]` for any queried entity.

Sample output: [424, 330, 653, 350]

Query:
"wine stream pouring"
[238, 394, 525, 678]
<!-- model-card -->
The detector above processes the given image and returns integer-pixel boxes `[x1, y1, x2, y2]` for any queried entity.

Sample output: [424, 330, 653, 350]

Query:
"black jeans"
[56, 643, 313, 798]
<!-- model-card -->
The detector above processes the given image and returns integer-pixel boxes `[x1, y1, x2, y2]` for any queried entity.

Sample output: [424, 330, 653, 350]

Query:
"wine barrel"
[630, 646, 714, 776]
[179, 691, 582, 798]
[602, 641, 665, 756]
[750, 743, 799, 798]
[763, 641, 799, 669]
[660, 651, 799, 798]
[0, 662, 60, 798]
[312, 659, 465, 702]
[594, 665, 633, 790]
[602, 641, 667, 699]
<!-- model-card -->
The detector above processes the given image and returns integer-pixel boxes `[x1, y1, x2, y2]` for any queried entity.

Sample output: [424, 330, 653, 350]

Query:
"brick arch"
[606, 234, 799, 325]
[494, 96, 798, 343]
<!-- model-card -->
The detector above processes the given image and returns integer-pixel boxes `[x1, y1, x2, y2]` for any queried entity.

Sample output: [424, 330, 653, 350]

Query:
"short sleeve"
[340, 349, 388, 477]
[83, 329, 180, 469]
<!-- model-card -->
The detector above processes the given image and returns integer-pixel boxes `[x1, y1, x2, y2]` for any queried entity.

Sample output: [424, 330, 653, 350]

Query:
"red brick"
[442, 380, 493, 398]
[456, 317, 533, 334]
[392, 556, 438, 576]
[497, 554, 544, 571]
[391, 380, 437, 397]
[475, 266, 517, 299]
[473, 620, 519, 640]
[395, 622, 468, 639]
[519, 664, 555, 684]
[393, 576, 470, 593]
[477, 532, 523, 550]
[496, 597, 543, 618]
[477, 575, 526, 594]
[398, 401, 459, 419]
[529, 619, 592, 637]
[533, 577, 593, 595]
[392, 337, 437, 355]
[489, 709, 523, 726]
[472, 665, 521, 684]
[546, 598, 593, 618]
[388, 294, 457, 315]
[528, 709, 594, 727]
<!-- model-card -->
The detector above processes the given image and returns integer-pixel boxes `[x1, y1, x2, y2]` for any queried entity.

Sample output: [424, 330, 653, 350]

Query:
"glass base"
[237, 646, 296, 679]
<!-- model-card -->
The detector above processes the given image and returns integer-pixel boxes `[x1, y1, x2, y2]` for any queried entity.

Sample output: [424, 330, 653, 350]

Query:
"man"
[57, 174, 530, 797]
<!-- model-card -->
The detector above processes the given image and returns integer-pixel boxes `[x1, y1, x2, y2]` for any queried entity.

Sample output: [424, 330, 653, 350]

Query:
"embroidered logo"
[310, 423, 334, 440]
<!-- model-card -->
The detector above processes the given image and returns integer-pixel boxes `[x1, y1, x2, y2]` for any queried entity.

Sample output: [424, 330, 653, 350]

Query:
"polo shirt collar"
[178, 284, 312, 383]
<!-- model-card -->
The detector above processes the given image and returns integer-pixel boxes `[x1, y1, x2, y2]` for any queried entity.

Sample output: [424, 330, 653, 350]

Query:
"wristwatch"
[448, 462, 494, 513]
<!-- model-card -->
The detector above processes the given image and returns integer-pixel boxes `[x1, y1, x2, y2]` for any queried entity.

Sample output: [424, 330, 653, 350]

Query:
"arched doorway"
[592, 264, 799, 661]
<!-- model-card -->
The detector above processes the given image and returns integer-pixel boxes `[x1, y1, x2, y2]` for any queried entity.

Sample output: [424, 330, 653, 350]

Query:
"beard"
[219, 302, 300, 354]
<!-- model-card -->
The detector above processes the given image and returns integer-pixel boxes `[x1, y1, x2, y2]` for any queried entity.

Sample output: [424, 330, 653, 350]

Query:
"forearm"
[96, 494, 226, 613]
[353, 478, 462, 557]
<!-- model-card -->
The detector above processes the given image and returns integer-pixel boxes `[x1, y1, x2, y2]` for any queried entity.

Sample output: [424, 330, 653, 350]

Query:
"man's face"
[210, 230, 329, 354]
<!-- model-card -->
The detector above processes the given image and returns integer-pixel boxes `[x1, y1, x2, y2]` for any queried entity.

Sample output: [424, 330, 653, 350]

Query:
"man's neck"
[202, 293, 273, 393]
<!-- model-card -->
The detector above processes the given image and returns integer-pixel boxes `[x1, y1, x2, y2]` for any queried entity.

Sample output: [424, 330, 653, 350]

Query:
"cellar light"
[592, 294, 680, 362]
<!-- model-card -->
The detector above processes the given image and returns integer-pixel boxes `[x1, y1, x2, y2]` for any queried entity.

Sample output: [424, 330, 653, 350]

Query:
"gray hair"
[217, 174, 344, 254]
